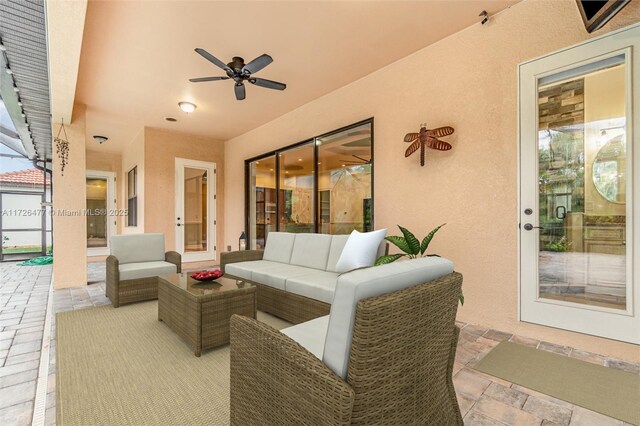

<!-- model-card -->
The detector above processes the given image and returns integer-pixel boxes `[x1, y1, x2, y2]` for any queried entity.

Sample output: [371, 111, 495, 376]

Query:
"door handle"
[523, 223, 544, 231]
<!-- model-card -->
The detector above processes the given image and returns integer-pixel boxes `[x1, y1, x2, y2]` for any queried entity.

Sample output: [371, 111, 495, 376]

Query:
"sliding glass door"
[316, 122, 372, 234]
[247, 155, 276, 249]
[279, 142, 315, 233]
[246, 119, 373, 247]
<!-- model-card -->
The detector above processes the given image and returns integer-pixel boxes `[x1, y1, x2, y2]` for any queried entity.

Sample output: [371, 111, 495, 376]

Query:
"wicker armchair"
[106, 234, 181, 307]
[230, 272, 463, 425]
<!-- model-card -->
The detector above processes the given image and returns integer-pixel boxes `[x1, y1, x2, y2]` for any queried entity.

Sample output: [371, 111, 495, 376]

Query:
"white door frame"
[86, 170, 116, 256]
[518, 24, 640, 344]
[175, 158, 217, 262]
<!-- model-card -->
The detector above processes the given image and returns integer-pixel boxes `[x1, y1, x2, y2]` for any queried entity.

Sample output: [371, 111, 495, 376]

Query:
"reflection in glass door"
[278, 142, 315, 233]
[520, 26, 639, 343]
[86, 178, 108, 248]
[316, 123, 372, 234]
[248, 156, 276, 249]
[86, 171, 115, 256]
[537, 57, 627, 310]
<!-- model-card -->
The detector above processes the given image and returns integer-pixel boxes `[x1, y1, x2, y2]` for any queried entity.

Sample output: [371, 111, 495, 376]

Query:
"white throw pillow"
[334, 229, 387, 273]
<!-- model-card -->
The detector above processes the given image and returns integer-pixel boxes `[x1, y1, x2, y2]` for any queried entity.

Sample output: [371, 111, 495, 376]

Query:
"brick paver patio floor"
[1, 261, 638, 426]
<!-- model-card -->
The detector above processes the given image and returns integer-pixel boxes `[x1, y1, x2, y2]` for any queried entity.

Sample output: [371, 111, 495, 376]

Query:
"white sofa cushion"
[225, 260, 272, 281]
[289, 233, 333, 270]
[262, 232, 296, 264]
[252, 264, 317, 291]
[334, 229, 387, 273]
[323, 257, 455, 379]
[110, 233, 166, 264]
[281, 315, 330, 360]
[285, 271, 339, 304]
[118, 261, 177, 281]
[326, 235, 349, 272]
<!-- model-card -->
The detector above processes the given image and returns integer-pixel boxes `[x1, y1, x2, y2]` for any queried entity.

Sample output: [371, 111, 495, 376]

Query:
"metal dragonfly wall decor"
[404, 123, 454, 166]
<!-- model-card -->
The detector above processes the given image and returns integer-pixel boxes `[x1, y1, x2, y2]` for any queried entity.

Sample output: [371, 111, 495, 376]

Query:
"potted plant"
[375, 224, 464, 304]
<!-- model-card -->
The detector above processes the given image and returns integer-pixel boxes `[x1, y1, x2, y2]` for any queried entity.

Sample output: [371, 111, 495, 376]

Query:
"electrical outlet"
[227, 245, 232, 252]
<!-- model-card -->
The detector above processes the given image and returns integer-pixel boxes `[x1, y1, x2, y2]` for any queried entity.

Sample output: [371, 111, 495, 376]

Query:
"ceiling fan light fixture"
[178, 102, 197, 113]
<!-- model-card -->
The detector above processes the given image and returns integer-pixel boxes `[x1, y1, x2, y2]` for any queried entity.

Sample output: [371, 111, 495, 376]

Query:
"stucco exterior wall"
[52, 104, 88, 288]
[224, 0, 640, 360]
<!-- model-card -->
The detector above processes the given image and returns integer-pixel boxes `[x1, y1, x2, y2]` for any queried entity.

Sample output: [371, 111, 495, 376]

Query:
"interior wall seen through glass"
[248, 156, 276, 249]
[316, 123, 372, 234]
[279, 143, 315, 233]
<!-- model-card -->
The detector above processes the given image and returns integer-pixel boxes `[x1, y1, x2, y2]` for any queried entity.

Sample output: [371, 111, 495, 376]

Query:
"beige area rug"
[474, 341, 640, 425]
[56, 301, 291, 425]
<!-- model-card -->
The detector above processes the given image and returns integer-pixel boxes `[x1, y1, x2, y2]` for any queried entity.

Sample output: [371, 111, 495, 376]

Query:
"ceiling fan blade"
[235, 83, 246, 101]
[242, 54, 273, 75]
[249, 78, 286, 91]
[189, 76, 230, 82]
[195, 48, 233, 73]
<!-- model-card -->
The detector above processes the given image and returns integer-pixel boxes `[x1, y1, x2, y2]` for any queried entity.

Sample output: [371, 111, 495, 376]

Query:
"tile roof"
[0, 168, 50, 186]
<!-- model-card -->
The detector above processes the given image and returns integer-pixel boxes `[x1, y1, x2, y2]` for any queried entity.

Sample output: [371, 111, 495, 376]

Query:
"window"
[246, 119, 373, 248]
[127, 166, 137, 227]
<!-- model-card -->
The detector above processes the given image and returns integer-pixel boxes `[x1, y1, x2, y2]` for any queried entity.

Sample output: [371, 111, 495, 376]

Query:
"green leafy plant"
[375, 224, 463, 305]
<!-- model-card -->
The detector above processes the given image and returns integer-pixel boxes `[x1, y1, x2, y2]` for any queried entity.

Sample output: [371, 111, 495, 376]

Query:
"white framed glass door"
[519, 24, 640, 344]
[175, 158, 216, 262]
[86, 170, 116, 256]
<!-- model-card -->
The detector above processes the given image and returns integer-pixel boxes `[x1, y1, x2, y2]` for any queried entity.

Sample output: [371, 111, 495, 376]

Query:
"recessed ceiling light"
[270, 168, 273, 172]
[256, 161, 260, 165]
[165, 117, 177, 122]
[298, 158, 302, 162]
[178, 102, 197, 113]
[342, 164, 346, 167]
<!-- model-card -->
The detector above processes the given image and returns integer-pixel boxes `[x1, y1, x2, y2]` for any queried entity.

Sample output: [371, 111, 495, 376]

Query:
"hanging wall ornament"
[404, 123, 454, 167]
[54, 120, 70, 175]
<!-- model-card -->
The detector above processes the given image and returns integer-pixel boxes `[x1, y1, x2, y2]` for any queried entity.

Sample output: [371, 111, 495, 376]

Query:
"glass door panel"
[537, 57, 627, 310]
[174, 159, 216, 262]
[86, 178, 108, 248]
[278, 143, 315, 233]
[316, 123, 372, 234]
[183, 167, 208, 252]
[520, 24, 639, 344]
[248, 156, 276, 249]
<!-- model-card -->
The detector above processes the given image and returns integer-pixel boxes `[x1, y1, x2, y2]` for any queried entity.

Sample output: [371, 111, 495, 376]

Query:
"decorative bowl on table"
[190, 269, 223, 282]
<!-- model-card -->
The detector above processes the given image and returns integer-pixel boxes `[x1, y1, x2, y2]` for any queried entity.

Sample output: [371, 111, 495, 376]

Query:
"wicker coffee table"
[158, 273, 256, 356]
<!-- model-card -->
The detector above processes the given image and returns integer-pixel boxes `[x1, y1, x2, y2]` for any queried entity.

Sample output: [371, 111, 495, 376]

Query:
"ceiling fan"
[340, 155, 371, 165]
[189, 48, 287, 100]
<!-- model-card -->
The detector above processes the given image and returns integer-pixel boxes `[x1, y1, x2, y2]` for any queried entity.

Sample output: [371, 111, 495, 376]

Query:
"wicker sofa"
[220, 232, 387, 324]
[230, 257, 463, 425]
[106, 233, 181, 308]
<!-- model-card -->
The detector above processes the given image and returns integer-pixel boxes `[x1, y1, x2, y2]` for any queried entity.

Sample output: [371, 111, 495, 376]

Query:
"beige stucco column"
[52, 104, 87, 288]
